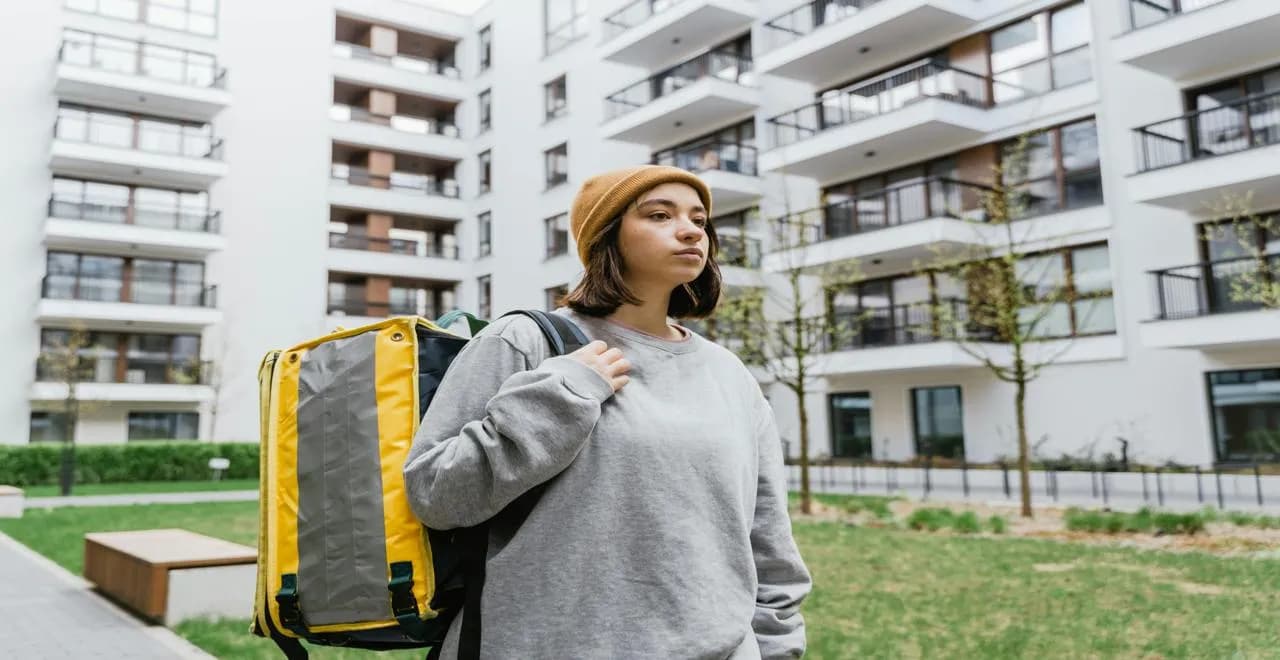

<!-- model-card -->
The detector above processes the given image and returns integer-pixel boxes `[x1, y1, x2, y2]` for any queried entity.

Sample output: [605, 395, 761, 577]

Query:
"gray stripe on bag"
[296, 331, 391, 625]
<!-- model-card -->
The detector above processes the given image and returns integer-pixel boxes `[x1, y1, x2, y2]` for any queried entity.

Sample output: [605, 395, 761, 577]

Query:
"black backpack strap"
[457, 309, 587, 660]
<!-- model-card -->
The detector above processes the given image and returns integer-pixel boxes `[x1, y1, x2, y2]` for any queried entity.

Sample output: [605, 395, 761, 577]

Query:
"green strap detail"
[388, 561, 428, 642]
[275, 573, 309, 639]
[435, 310, 487, 337]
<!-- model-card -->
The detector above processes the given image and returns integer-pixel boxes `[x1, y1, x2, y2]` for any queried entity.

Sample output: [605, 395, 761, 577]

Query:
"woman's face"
[616, 182, 711, 289]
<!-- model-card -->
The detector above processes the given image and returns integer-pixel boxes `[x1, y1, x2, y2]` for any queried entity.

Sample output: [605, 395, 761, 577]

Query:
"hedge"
[0, 442, 259, 487]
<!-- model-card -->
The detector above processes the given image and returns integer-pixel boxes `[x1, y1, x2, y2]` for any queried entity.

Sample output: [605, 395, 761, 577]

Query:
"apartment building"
[1, 0, 1277, 469]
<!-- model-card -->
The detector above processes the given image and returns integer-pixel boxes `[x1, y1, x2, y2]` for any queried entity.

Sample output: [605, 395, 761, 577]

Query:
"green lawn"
[22, 479, 258, 498]
[3, 500, 1279, 658]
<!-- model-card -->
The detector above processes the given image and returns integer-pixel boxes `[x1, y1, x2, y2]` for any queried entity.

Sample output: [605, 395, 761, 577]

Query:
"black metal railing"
[49, 196, 220, 233]
[1127, 0, 1231, 30]
[772, 177, 992, 246]
[36, 357, 212, 386]
[330, 104, 460, 138]
[605, 49, 753, 120]
[332, 41, 460, 79]
[767, 59, 1020, 148]
[602, 0, 689, 41]
[718, 234, 762, 268]
[1133, 89, 1280, 171]
[41, 275, 218, 307]
[762, 0, 890, 51]
[328, 232, 460, 259]
[54, 108, 223, 159]
[330, 164, 461, 198]
[653, 139, 758, 176]
[824, 298, 994, 351]
[1149, 253, 1279, 320]
[60, 31, 226, 88]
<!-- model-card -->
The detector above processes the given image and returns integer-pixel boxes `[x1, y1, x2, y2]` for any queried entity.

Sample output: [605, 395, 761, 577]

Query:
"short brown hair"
[564, 214, 722, 319]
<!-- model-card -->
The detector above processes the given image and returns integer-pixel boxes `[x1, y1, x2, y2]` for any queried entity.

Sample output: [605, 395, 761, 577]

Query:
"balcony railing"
[772, 177, 992, 246]
[330, 164, 461, 198]
[59, 31, 226, 88]
[605, 49, 754, 120]
[718, 234, 763, 268]
[1149, 253, 1279, 320]
[768, 59, 1017, 149]
[66, 0, 218, 36]
[1127, 0, 1231, 30]
[328, 232, 460, 259]
[49, 196, 220, 233]
[330, 104, 461, 138]
[55, 108, 223, 159]
[1133, 89, 1280, 172]
[327, 297, 440, 318]
[653, 139, 758, 176]
[36, 357, 212, 386]
[825, 298, 996, 351]
[762, 0, 888, 51]
[332, 42, 460, 79]
[41, 274, 218, 307]
[602, 0, 690, 42]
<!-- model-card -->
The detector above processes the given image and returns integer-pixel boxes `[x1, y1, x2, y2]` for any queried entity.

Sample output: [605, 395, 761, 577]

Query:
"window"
[545, 284, 568, 312]
[37, 330, 201, 384]
[1197, 214, 1280, 314]
[477, 211, 492, 257]
[478, 24, 492, 71]
[715, 207, 762, 268]
[67, 0, 218, 36]
[477, 275, 492, 319]
[478, 150, 492, 194]
[1014, 243, 1115, 338]
[912, 386, 964, 459]
[990, 1, 1091, 104]
[1002, 117, 1102, 218]
[544, 213, 569, 258]
[127, 411, 199, 440]
[545, 143, 568, 189]
[1207, 368, 1280, 463]
[545, 75, 568, 121]
[30, 412, 71, 443]
[1184, 63, 1280, 158]
[652, 119, 756, 174]
[478, 89, 491, 132]
[43, 252, 206, 305]
[829, 393, 872, 459]
[544, 0, 588, 55]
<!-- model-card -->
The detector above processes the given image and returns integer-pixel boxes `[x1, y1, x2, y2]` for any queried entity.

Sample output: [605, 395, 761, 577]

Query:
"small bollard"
[209, 457, 230, 481]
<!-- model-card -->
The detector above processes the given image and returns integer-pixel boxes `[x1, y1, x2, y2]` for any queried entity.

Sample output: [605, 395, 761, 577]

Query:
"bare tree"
[36, 323, 97, 496]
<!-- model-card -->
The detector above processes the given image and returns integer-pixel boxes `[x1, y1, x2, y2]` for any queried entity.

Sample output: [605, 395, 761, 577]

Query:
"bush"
[0, 442, 258, 487]
[905, 508, 983, 534]
[953, 511, 981, 534]
[988, 515, 1008, 534]
[1064, 507, 1207, 536]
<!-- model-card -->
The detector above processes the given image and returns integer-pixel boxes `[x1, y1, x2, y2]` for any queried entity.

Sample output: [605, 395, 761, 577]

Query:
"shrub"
[1064, 507, 1208, 536]
[0, 442, 258, 487]
[953, 511, 981, 534]
[988, 515, 1008, 534]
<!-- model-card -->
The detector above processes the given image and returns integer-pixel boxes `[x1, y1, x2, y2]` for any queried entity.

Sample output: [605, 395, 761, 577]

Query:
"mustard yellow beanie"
[569, 165, 713, 266]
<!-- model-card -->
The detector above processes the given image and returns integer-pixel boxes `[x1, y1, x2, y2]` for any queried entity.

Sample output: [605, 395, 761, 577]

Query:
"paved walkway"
[26, 490, 258, 509]
[0, 531, 214, 659]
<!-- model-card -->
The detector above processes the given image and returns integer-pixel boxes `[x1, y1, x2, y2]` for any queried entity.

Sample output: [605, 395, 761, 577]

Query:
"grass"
[21, 479, 258, 498]
[1064, 507, 1208, 536]
[4, 500, 1280, 658]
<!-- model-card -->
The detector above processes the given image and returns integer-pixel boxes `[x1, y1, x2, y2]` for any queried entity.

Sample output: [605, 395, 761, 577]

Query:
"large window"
[912, 386, 965, 459]
[29, 412, 71, 443]
[1207, 368, 1280, 463]
[51, 178, 212, 231]
[478, 89, 492, 133]
[829, 392, 872, 459]
[1184, 63, 1280, 159]
[990, 1, 1091, 104]
[37, 329, 200, 384]
[477, 24, 492, 72]
[545, 75, 568, 121]
[545, 143, 568, 189]
[1198, 214, 1280, 314]
[128, 411, 198, 440]
[477, 211, 492, 257]
[477, 275, 492, 319]
[652, 119, 756, 175]
[1015, 243, 1115, 338]
[43, 252, 207, 306]
[478, 150, 492, 195]
[544, 213, 569, 258]
[544, 0, 588, 55]
[1002, 117, 1102, 218]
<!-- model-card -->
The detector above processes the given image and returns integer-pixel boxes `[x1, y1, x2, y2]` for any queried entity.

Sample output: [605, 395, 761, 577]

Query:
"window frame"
[987, 1, 1092, 102]
[477, 88, 492, 133]
[478, 24, 492, 72]
[544, 75, 568, 121]
[828, 391, 873, 459]
[477, 210, 492, 258]
[477, 150, 492, 195]
[1204, 367, 1280, 464]
[544, 212, 569, 259]
[543, 0, 589, 56]
[127, 410, 199, 441]
[544, 142, 569, 190]
[910, 385, 966, 460]
[477, 274, 492, 319]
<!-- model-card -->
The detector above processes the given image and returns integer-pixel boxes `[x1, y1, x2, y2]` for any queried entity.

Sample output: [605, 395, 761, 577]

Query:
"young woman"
[404, 165, 811, 659]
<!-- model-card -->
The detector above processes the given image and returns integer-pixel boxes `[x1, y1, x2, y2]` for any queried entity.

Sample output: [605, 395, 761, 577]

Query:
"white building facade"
[2, 0, 1277, 469]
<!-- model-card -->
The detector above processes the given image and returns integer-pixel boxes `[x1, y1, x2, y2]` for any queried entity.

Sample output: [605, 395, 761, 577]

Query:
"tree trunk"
[798, 386, 812, 515]
[1015, 376, 1032, 518]
[60, 396, 77, 497]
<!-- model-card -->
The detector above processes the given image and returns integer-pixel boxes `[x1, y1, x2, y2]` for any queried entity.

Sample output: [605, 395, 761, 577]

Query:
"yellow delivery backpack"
[251, 309, 587, 659]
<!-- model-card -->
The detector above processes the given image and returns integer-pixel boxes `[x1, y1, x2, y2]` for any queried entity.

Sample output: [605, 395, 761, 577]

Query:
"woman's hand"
[567, 340, 630, 392]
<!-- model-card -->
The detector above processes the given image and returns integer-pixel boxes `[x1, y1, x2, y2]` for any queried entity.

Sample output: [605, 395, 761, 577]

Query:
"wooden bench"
[0, 486, 23, 518]
[84, 529, 256, 624]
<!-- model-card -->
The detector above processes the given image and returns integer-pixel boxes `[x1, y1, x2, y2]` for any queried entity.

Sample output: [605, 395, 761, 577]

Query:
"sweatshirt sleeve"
[750, 403, 812, 659]
[402, 333, 615, 530]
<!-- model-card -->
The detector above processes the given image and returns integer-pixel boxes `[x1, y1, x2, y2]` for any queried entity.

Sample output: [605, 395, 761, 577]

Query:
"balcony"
[63, 0, 218, 38]
[1130, 90, 1280, 214]
[654, 139, 760, 208]
[327, 232, 465, 282]
[329, 163, 465, 219]
[51, 107, 226, 187]
[718, 233, 762, 269]
[330, 104, 464, 160]
[37, 275, 220, 332]
[760, 61, 1017, 181]
[325, 284, 454, 329]
[1115, 0, 1280, 82]
[55, 31, 229, 121]
[1142, 253, 1280, 351]
[757, 0, 996, 86]
[601, 49, 758, 146]
[31, 358, 213, 404]
[599, 0, 756, 69]
[331, 41, 465, 102]
[45, 195, 224, 259]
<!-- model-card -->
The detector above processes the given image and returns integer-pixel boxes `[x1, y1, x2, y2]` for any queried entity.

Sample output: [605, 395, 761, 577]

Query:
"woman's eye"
[650, 212, 670, 220]
[693, 218, 708, 227]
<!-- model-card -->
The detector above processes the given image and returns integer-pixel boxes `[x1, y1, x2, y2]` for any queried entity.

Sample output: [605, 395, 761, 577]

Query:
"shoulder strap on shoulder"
[499, 310, 588, 356]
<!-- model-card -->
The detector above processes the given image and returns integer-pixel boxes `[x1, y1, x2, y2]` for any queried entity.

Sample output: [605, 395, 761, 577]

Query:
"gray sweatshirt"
[403, 307, 811, 659]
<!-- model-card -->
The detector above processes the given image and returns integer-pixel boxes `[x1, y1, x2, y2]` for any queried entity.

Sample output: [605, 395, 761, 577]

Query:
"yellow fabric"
[268, 346, 304, 634]
[569, 164, 713, 266]
[252, 350, 280, 637]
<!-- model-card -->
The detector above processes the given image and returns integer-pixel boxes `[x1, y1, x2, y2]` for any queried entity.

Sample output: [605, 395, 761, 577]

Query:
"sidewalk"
[25, 490, 258, 509]
[0, 531, 214, 659]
